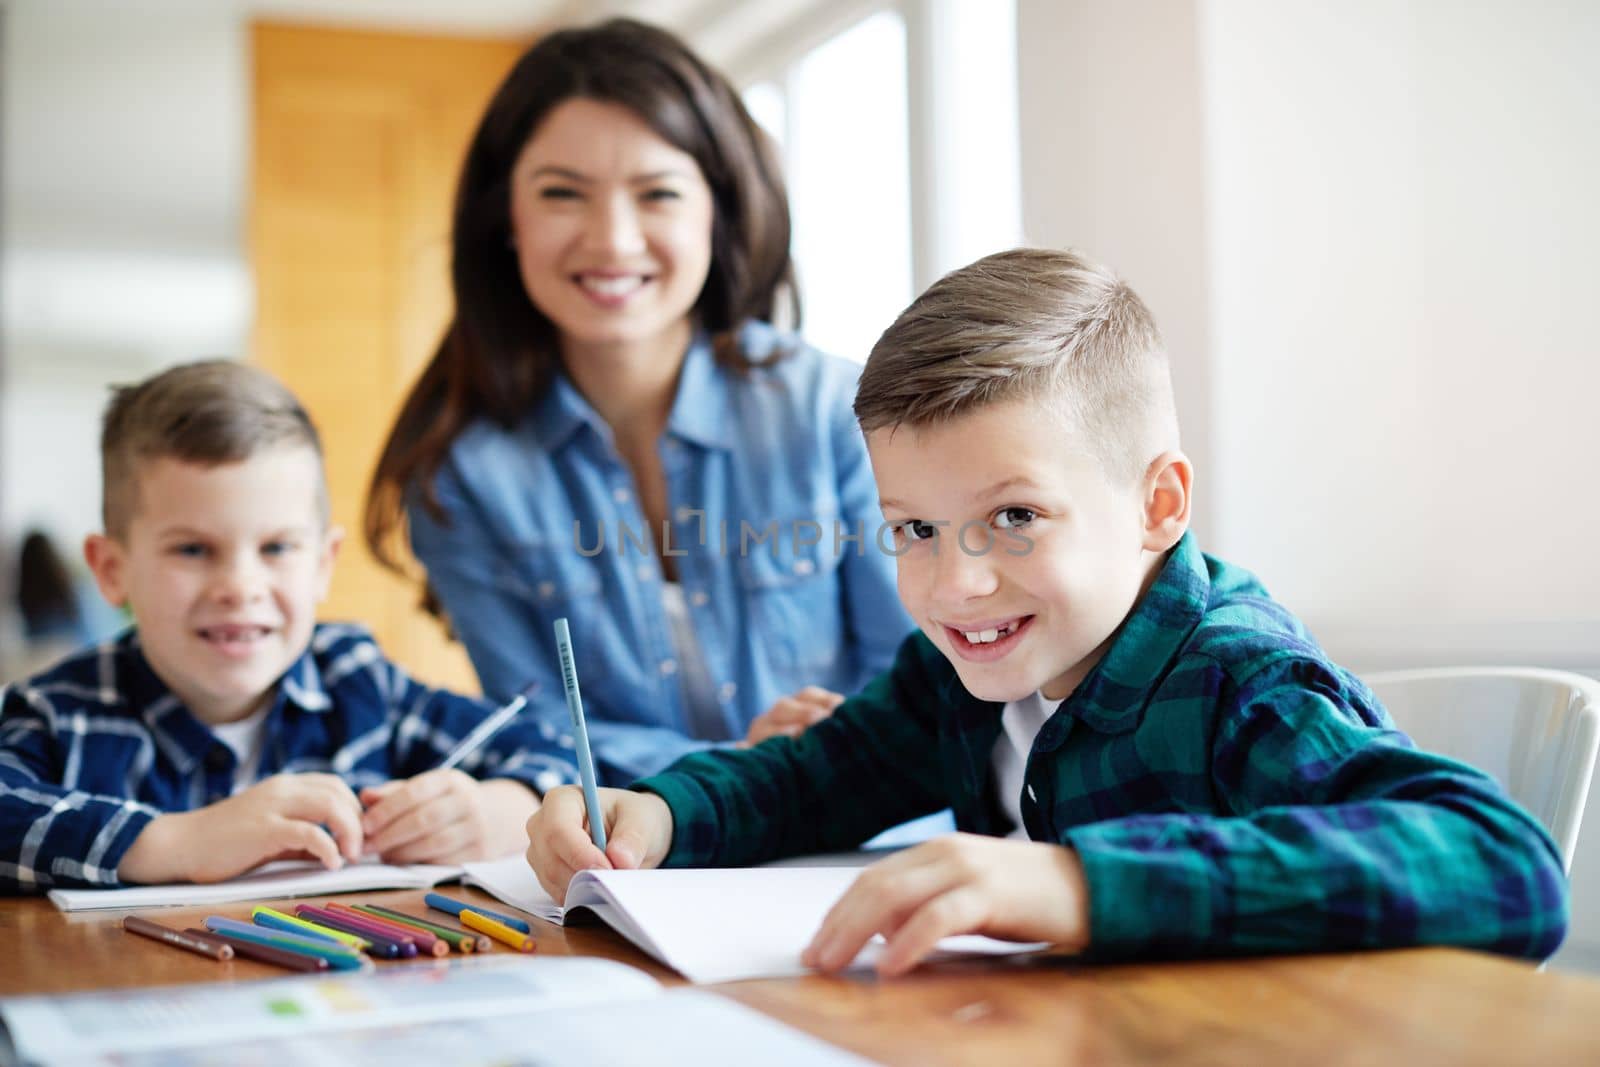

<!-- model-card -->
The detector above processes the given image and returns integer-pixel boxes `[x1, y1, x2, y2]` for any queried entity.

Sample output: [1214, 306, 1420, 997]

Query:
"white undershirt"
[209, 704, 271, 793]
[990, 690, 1063, 840]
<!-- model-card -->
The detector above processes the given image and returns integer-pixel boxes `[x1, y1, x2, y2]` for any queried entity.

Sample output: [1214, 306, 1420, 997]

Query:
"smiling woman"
[364, 18, 914, 786]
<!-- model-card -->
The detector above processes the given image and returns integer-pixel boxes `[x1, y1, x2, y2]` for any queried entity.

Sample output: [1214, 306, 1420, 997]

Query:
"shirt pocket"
[497, 538, 603, 609]
[735, 523, 846, 674]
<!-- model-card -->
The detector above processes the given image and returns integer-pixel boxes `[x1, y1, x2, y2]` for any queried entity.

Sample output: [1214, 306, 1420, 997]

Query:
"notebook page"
[47, 857, 463, 912]
[567, 866, 1046, 984]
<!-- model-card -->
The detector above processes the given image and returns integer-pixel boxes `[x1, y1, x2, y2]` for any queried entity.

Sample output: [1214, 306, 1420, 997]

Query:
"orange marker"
[459, 907, 536, 952]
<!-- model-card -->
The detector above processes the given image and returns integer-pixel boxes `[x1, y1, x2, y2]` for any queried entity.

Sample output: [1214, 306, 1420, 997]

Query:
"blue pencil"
[554, 617, 607, 851]
[202, 916, 368, 970]
[423, 891, 532, 935]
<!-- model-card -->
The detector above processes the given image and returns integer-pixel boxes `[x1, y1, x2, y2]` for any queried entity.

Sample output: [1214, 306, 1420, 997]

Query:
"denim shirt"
[407, 323, 914, 785]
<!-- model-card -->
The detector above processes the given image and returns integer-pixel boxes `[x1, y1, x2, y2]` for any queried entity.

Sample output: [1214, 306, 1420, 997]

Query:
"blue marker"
[423, 892, 532, 935]
[554, 617, 607, 850]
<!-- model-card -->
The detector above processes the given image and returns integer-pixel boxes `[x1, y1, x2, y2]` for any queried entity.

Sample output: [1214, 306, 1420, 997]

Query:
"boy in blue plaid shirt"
[526, 248, 1567, 972]
[0, 361, 576, 891]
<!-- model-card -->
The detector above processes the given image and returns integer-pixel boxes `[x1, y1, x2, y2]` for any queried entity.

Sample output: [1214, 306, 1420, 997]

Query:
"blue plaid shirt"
[639, 534, 1569, 960]
[0, 623, 578, 891]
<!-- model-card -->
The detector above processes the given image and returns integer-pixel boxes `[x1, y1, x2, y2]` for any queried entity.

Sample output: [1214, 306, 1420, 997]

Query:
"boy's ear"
[315, 524, 345, 602]
[83, 534, 129, 608]
[1140, 450, 1193, 552]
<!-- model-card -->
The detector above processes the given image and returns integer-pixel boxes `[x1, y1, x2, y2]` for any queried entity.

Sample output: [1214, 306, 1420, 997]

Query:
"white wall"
[1, 3, 251, 558]
[1019, 0, 1600, 972]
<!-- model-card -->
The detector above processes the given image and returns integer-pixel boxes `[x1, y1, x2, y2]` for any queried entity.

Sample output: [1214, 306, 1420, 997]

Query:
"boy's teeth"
[962, 622, 1017, 645]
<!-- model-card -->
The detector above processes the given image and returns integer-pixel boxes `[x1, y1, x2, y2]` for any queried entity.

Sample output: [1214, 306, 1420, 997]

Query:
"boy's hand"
[525, 786, 673, 904]
[359, 771, 537, 865]
[118, 773, 364, 885]
[744, 686, 845, 746]
[801, 833, 1092, 977]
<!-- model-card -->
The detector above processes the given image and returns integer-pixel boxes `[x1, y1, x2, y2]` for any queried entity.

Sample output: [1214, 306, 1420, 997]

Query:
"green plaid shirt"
[638, 533, 1567, 960]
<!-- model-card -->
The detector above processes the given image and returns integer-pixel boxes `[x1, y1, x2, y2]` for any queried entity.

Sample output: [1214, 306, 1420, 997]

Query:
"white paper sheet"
[461, 855, 1046, 984]
[47, 858, 463, 912]
[0, 956, 658, 1063]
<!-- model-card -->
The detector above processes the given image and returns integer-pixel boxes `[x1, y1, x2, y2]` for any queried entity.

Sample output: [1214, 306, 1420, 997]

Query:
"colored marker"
[193, 928, 327, 973]
[253, 906, 370, 951]
[355, 904, 487, 953]
[123, 915, 233, 961]
[293, 905, 416, 959]
[424, 891, 532, 934]
[555, 617, 607, 850]
[326, 902, 448, 957]
[459, 908, 536, 953]
[202, 916, 367, 971]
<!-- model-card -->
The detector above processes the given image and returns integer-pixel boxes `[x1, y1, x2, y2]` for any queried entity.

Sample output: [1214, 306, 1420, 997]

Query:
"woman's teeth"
[580, 274, 645, 296]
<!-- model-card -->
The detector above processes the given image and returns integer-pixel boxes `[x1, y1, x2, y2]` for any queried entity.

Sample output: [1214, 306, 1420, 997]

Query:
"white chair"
[1363, 667, 1600, 872]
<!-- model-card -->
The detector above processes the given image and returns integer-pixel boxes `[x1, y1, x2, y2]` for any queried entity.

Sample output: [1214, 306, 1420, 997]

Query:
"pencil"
[293, 905, 416, 959]
[555, 616, 607, 850]
[327, 902, 449, 957]
[459, 907, 537, 952]
[191, 928, 327, 973]
[253, 906, 371, 951]
[424, 891, 533, 934]
[123, 915, 234, 961]
[356, 904, 489, 953]
[203, 916, 369, 971]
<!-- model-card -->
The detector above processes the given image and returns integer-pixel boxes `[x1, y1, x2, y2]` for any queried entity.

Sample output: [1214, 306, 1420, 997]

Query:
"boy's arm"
[635, 632, 951, 868]
[1063, 662, 1568, 961]
[407, 466, 721, 786]
[0, 686, 160, 890]
[380, 665, 580, 796]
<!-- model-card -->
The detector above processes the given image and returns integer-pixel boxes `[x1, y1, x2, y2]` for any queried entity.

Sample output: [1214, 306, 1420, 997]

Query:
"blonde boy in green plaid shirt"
[526, 249, 1567, 974]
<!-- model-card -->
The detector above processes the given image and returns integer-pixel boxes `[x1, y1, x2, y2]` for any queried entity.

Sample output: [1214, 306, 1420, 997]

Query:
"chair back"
[1363, 667, 1600, 870]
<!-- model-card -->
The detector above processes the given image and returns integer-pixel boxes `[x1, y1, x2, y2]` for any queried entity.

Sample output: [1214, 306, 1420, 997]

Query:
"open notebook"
[47, 858, 462, 912]
[461, 854, 1046, 984]
[0, 955, 872, 1066]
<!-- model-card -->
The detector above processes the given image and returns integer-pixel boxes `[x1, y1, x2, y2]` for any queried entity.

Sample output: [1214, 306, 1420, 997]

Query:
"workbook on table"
[0, 955, 871, 1067]
[45, 857, 463, 912]
[460, 854, 1046, 984]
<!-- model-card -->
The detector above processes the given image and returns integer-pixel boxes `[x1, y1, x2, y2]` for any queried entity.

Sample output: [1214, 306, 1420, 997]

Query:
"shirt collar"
[530, 329, 738, 454]
[1063, 531, 1211, 734]
[119, 630, 334, 777]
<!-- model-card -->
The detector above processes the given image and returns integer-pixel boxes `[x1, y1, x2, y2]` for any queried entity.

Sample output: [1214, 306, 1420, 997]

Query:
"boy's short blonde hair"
[100, 360, 328, 538]
[854, 248, 1179, 483]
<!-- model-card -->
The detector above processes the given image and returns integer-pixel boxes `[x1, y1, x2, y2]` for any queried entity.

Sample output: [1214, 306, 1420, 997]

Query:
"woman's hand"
[744, 686, 846, 746]
[801, 833, 1091, 977]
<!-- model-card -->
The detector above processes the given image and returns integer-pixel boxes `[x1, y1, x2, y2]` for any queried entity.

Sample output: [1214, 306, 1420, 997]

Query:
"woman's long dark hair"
[365, 18, 796, 574]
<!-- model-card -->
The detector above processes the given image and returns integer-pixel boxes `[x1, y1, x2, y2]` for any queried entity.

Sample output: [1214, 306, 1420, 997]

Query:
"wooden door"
[251, 22, 528, 691]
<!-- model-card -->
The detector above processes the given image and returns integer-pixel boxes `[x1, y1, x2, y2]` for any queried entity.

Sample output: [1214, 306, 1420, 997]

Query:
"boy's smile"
[868, 400, 1184, 704]
[85, 446, 341, 726]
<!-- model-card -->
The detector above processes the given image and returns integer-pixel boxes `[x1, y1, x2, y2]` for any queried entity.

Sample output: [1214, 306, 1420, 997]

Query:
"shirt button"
[204, 747, 231, 772]
[537, 580, 556, 599]
[689, 590, 709, 607]
[793, 559, 816, 576]
[718, 682, 737, 701]
[613, 487, 631, 504]
[636, 563, 654, 582]
[660, 659, 678, 676]
[675, 505, 695, 522]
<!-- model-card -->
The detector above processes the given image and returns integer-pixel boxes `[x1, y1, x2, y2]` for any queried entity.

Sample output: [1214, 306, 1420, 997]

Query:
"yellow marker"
[459, 908, 536, 952]
[252, 905, 372, 951]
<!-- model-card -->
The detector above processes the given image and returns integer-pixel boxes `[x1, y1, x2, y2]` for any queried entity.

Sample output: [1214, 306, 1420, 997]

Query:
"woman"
[365, 19, 912, 786]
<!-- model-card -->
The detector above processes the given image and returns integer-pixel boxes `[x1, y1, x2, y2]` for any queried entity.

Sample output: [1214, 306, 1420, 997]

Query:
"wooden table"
[5, 887, 1600, 1066]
